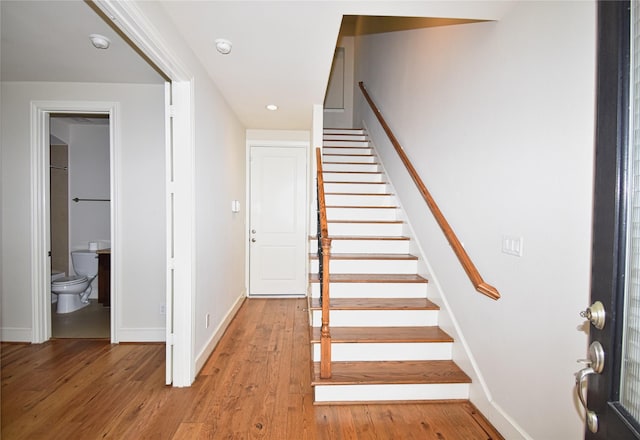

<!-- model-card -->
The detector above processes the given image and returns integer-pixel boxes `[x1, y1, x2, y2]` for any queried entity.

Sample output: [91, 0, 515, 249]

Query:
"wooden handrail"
[316, 148, 332, 378]
[358, 82, 500, 300]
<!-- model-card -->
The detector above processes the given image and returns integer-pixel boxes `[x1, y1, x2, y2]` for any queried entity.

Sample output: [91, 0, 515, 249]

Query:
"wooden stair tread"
[309, 273, 428, 284]
[310, 326, 453, 343]
[309, 253, 417, 261]
[323, 162, 379, 165]
[309, 297, 437, 310]
[327, 206, 397, 209]
[328, 235, 409, 241]
[324, 171, 381, 174]
[329, 235, 409, 240]
[325, 193, 393, 196]
[312, 360, 471, 386]
[324, 152, 374, 155]
[327, 220, 402, 224]
[324, 180, 387, 184]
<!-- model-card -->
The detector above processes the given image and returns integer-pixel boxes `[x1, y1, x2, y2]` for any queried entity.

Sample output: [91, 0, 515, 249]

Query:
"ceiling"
[0, 1, 164, 84]
[1, 1, 507, 131]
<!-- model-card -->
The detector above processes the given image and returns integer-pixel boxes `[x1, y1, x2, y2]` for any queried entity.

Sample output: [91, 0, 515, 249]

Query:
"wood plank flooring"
[1, 298, 503, 439]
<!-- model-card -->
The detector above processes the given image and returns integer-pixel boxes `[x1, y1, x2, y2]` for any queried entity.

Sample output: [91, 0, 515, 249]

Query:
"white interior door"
[249, 146, 307, 296]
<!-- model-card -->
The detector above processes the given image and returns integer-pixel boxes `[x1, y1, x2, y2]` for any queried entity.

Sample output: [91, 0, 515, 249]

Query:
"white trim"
[92, 1, 190, 81]
[171, 80, 196, 387]
[30, 100, 119, 344]
[164, 81, 174, 386]
[93, 0, 196, 387]
[195, 293, 246, 374]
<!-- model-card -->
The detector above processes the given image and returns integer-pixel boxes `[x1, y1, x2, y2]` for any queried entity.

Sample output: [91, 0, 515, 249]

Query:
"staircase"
[309, 128, 471, 404]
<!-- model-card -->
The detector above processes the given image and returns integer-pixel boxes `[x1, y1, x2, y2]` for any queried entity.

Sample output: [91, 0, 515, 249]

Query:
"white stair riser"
[324, 129, 365, 135]
[323, 147, 371, 156]
[323, 162, 379, 172]
[311, 342, 452, 362]
[310, 259, 418, 274]
[313, 383, 469, 403]
[324, 182, 389, 193]
[310, 282, 428, 298]
[323, 155, 376, 164]
[327, 222, 403, 236]
[311, 310, 438, 327]
[326, 194, 394, 206]
[324, 140, 370, 147]
[323, 172, 383, 183]
[310, 238, 410, 253]
[323, 134, 367, 141]
[327, 207, 399, 221]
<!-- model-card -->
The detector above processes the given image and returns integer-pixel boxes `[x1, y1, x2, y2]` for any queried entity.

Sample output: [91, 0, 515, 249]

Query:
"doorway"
[49, 114, 111, 339]
[31, 101, 118, 343]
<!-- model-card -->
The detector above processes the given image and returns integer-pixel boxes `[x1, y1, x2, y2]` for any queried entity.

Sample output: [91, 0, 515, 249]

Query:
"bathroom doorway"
[49, 114, 111, 339]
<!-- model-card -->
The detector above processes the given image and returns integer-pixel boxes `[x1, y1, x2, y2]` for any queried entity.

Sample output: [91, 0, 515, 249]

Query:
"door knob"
[574, 341, 605, 434]
[251, 238, 256, 243]
[580, 301, 606, 330]
[575, 366, 599, 433]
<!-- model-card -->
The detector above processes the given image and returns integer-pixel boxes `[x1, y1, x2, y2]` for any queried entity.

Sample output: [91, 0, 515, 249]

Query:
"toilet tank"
[71, 250, 99, 277]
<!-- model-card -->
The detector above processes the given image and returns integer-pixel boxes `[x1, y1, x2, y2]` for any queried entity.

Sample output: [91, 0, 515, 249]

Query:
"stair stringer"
[360, 120, 527, 439]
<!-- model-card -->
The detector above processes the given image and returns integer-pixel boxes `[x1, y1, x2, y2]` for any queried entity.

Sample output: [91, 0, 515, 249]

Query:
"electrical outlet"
[160, 304, 166, 315]
[205, 313, 210, 329]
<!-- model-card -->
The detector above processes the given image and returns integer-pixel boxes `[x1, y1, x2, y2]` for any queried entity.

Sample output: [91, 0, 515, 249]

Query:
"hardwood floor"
[1, 298, 503, 439]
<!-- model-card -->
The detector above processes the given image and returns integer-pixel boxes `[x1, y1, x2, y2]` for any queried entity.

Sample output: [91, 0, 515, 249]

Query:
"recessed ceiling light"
[215, 38, 232, 55]
[266, 104, 278, 111]
[89, 34, 110, 50]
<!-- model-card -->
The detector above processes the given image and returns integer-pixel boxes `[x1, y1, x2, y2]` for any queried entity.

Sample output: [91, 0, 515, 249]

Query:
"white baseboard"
[1, 327, 32, 342]
[195, 293, 246, 374]
[118, 327, 165, 342]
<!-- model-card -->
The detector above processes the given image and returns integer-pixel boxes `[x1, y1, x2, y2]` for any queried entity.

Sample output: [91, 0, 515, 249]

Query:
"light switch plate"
[502, 235, 523, 257]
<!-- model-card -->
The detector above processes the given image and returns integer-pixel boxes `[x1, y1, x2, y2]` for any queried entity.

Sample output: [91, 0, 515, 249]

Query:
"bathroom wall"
[49, 143, 69, 276]
[1, 81, 165, 342]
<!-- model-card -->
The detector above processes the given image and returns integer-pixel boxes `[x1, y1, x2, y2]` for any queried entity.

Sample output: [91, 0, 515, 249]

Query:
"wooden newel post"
[320, 236, 332, 379]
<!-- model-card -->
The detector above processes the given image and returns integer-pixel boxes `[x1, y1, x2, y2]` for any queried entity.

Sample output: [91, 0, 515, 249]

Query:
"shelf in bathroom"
[96, 248, 111, 255]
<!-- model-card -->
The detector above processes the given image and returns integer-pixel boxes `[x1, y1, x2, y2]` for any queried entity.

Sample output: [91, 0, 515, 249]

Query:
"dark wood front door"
[584, 1, 640, 438]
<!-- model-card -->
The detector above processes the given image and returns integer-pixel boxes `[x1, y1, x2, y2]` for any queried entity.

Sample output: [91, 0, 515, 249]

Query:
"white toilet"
[51, 250, 98, 314]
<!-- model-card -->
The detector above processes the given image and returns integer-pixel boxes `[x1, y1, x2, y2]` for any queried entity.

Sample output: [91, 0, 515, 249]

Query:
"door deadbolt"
[580, 301, 606, 330]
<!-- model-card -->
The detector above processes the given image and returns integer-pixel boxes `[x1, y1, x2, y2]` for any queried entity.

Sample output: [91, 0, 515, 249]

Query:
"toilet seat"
[52, 275, 88, 286]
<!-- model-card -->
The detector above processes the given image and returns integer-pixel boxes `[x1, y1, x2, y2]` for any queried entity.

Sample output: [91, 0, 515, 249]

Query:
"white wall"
[126, 1, 248, 378]
[324, 36, 355, 129]
[1, 81, 165, 341]
[193, 76, 247, 370]
[353, 2, 596, 439]
[67, 124, 110, 254]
